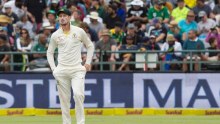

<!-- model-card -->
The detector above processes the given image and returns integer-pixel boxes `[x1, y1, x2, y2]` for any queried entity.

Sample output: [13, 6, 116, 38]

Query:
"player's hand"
[84, 64, 91, 71]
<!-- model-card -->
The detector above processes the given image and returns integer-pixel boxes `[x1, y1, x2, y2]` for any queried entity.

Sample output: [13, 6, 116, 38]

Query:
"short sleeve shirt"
[178, 20, 198, 33]
[192, 5, 212, 21]
[127, 7, 147, 23]
[148, 6, 170, 20]
[150, 25, 168, 43]
[95, 39, 117, 51]
[171, 7, 189, 22]
[32, 43, 47, 52]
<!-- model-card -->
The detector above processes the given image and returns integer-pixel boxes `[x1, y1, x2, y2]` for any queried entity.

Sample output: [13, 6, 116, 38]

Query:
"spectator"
[178, 10, 197, 41]
[13, 21, 22, 40]
[148, 0, 170, 24]
[104, 4, 122, 29]
[138, 36, 149, 49]
[151, 0, 174, 13]
[2, 0, 25, 19]
[70, 9, 82, 27]
[83, 0, 92, 11]
[200, 37, 220, 62]
[139, 35, 161, 51]
[134, 21, 145, 38]
[50, 0, 66, 8]
[16, 14, 36, 39]
[69, 0, 87, 15]
[15, 28, 33, 71]
[45, 10, 57, 28]
[110, 21, 125, 46]
[182, 30, 205, 72]
[171, 0, 189, 23]
[83, 10, 103, 24]
[139, 35, 160, 71]
[198, 11, 216, 42]
[109, 0, 126, 10]
[150, 18, 168, 47]
[29, 34, 49, 70]
[34, 21, 54, 45]
[95, 29, 116, 70]
[0, 14, 13, 37]
[168, 20, 183, 45]
[67, 1, 86, 20]
[109, 0, 126, 23]
[0, 34, 10, 72]
[90, 0, 105, 19]
[206, 26, 220, 48]
[198, 11, 216, 34]
[17, 29, 30, 46]
[205, 0, 215, 16]
[3, 2, 19, 24]
[79, 22, 99, 43]
[118, 35, 138, 71]
[160, 34, 183, 70]
[192, 0, 212, 22]
[49, 0, 60, 13]
[126, 0, 147, 23]
[211, 0, 220, 18]
[0, 26, 14, 50]
[122, 23, 143, 45]
[24, 0, 47, 25]
[87, 11, 105, 34]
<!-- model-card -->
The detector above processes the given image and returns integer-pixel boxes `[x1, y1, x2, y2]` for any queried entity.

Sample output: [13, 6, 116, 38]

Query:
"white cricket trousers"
[53, 65, 86, 124]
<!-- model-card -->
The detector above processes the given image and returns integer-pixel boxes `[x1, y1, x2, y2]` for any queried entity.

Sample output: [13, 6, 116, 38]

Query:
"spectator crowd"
[0, 0, 219, 72]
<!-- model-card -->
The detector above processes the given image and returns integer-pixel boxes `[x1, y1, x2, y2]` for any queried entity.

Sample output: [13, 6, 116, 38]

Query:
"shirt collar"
[190, 37, 198, 42]
[59, 23, 72, 33]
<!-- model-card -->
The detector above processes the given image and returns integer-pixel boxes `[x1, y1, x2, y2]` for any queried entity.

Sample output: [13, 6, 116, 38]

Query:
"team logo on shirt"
[57, 36, 65, 45]
[58, 36, 65, 41]
[72, 33, 77, 38]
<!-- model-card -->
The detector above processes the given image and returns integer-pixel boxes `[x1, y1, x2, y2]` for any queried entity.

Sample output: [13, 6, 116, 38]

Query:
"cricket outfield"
[0, 115, 220, 124]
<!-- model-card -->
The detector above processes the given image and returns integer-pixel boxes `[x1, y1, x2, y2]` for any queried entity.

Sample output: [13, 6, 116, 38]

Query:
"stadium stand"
[0, 0, 219, 72]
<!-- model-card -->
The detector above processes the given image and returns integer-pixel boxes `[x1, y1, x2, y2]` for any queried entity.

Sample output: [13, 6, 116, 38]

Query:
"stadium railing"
[0, 50, 219, 72]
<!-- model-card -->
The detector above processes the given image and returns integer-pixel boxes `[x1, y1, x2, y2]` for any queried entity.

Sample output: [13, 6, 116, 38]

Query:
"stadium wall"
[0, 73, 220, 109]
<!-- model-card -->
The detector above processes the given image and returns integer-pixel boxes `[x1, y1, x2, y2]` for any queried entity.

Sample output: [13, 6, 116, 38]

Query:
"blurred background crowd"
[0, 0, 219, 72]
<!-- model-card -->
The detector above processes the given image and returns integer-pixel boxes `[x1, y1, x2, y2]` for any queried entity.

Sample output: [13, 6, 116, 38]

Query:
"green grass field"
[0, 115, 220, 124]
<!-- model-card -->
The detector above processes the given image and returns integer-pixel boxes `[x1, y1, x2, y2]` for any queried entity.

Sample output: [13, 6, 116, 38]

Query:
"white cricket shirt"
[47, 25, 94, 71]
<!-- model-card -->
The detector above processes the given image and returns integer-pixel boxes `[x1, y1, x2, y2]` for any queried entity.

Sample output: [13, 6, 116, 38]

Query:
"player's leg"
[53, 69, 72, 124]
[71, 70, 86, 124]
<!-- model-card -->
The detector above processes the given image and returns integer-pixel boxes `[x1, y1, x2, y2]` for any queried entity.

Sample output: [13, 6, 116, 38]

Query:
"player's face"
[58, 13, 70, 25]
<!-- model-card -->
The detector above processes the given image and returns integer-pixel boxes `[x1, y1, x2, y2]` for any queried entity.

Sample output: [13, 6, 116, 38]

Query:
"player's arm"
[47, 34, 57, 71]
[81, 29, 95, 70]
